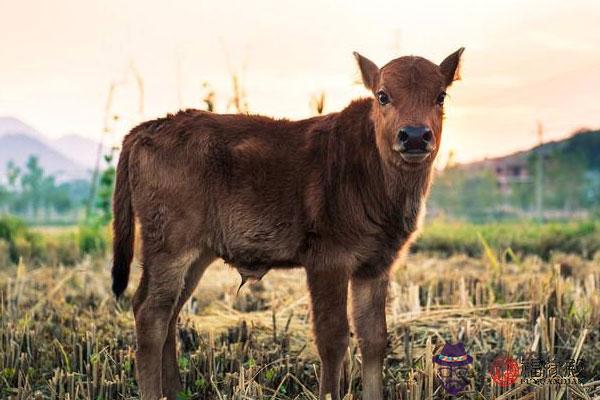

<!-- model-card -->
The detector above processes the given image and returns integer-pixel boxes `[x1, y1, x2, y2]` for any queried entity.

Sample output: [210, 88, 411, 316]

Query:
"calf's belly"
[208, 219, 303, 280]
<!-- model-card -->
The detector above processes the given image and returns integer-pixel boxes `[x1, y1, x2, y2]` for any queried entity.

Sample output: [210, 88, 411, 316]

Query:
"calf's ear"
[440, 47, 465, 86]
[353, 52, 380, 92]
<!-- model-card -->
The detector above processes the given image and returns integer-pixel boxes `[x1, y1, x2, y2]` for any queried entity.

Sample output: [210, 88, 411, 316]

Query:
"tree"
[7, 160, 21, 190]
[20, 156, 44, 219]
[0, 184, 9, 210]
[95, 153, 116, 225]
[429, 166, 502, 222]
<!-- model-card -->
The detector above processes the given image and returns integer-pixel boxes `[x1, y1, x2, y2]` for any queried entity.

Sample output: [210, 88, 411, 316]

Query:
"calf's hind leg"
[133, 250, 199, 400]
[161, 251, 215, 400]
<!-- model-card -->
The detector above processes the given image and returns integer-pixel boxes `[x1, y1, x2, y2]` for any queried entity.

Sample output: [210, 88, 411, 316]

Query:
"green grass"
[4, 215, 599, 267]
[413, 219, 600, 260]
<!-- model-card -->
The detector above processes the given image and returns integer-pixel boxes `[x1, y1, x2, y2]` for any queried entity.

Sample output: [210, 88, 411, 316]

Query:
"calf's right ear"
[353, 52, 380, 92]
[440, 47, 465, 86]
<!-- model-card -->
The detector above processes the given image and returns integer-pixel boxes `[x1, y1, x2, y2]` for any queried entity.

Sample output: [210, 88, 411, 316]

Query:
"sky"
[1, 0, 600, 163]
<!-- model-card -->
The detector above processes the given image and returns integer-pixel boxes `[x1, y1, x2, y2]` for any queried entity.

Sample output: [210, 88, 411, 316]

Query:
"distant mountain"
[0, 117, 92, 182]
[50, 134, 109, 169]
[0, 134, 89, 181]
[0, 116, 48, 143]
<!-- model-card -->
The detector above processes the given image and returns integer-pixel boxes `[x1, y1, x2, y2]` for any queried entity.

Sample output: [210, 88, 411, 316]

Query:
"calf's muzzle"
[394, 125, 435, 163]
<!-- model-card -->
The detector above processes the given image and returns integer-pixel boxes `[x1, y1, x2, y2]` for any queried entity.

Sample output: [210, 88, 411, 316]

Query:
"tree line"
[0, 156, 91, 224]
[429, 130, 600, 222]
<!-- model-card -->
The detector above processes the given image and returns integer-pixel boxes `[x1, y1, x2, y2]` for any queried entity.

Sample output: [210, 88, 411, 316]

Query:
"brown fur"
[112, 48, 464, 400]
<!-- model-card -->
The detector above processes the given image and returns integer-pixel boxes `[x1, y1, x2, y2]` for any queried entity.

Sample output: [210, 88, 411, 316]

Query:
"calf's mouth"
[397, 148, 432, 164]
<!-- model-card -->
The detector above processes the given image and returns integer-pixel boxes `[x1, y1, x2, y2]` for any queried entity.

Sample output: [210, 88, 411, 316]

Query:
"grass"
[5, 216, 599, 267]
[413, 219, 600, 260]
[1, 250, 599, 399]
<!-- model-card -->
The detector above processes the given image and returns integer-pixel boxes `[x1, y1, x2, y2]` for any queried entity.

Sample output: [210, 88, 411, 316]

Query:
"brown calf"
[112, 48, 464, 400]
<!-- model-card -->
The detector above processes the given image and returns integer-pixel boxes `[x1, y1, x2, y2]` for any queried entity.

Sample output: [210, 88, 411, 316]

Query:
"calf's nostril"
[399, 130, 409, 143]
[423, 130, 432, 143]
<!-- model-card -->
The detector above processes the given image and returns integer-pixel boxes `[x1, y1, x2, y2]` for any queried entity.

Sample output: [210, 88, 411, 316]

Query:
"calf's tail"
[111, 138, 135, 298]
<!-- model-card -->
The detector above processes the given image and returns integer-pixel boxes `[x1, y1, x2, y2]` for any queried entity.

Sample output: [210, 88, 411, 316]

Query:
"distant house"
[459, 151, 531, 196]
[491, 159, 530, 195]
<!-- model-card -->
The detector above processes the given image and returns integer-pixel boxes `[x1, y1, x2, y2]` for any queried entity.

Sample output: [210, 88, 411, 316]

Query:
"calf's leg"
[350, 274, 389, 400]
[133, 250, 198, 400]
[306, 268, 350, 400]
[161, 252, 215, 400]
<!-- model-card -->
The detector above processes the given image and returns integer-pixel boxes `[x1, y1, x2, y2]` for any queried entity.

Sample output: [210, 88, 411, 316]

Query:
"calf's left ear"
[440, 47, 465, 86]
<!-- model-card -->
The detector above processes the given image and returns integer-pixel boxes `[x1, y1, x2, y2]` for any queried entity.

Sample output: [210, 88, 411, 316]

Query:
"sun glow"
[1, 1, 599, 162]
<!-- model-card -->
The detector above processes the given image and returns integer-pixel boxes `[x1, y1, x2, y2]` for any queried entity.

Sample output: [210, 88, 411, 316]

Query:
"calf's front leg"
[350, 274, 389, 400]
[306, 268, 350, 400]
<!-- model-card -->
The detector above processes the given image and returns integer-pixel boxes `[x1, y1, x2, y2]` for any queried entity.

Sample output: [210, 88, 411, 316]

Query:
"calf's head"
[354, 48, 464, 169]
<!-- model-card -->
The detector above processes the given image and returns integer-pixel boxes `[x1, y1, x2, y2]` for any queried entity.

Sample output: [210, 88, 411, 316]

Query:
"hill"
[0, 134, 89, 181]
[0, 117, 48, 143]
[430, 129, 600, 221]
[51, 134, 107, 169]
[0, 117, 108, 182]
[460, 129, 600, 173]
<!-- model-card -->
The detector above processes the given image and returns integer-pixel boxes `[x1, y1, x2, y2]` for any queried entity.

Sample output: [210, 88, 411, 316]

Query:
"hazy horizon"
[2, 0, 599, 163]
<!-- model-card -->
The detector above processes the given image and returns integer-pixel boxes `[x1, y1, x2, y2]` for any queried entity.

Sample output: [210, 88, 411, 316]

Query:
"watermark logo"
[487, 352, 585, 386]
[433, 342, 473, 395]
[520, 354, 584, 384]
[432, 343, 586, 395]
[489, 354, 520, 387]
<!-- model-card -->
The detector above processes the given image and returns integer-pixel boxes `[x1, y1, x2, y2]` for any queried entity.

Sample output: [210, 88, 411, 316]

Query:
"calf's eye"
[376, 90, 390, 106]
[436, 92, 446, 106]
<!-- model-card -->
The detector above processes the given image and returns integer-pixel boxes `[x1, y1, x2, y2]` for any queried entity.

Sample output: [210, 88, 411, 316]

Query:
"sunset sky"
[2, 0, 599, 163]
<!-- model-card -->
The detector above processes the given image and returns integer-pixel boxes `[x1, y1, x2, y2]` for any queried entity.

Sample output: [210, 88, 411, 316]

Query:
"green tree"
[52, 182, 73, 214]
[79, 151, 116, 255]
[95, 153, 116, 225]
[20, 156, 44, 219]
[7, 160, 21, 190]
[0, 184, 9, 210]
[430, 166, 502, 222]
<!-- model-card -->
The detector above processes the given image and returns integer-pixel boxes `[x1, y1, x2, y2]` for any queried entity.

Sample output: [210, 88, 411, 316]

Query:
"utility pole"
[535, 121, 544, 221]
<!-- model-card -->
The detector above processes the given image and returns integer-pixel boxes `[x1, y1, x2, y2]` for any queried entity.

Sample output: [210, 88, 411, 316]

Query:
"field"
[1, 222, 600, 399]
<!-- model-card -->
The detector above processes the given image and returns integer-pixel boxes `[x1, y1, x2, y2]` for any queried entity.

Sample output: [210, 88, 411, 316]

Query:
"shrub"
[0, 215, 108, 267]
[78, 219, 110, 257]
[0, 215, 42, 264]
